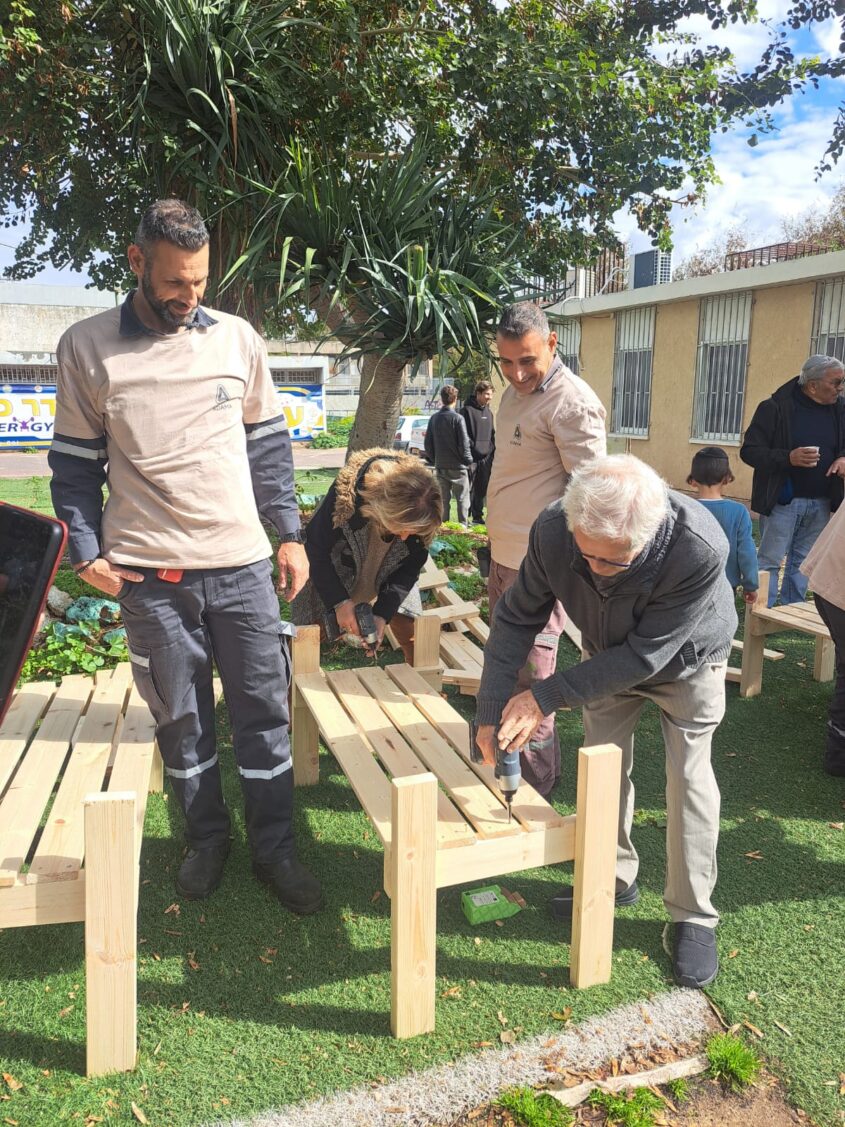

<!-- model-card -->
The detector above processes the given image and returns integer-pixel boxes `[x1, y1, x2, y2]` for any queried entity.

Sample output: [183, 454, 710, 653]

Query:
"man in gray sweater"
[475, 455, 736, 988]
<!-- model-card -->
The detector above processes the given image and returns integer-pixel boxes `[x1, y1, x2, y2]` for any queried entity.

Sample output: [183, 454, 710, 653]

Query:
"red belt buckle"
[157, 568, 183, 583]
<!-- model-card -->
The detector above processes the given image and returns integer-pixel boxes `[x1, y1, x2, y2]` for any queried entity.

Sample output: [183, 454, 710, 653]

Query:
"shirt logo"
[214, 384, 232, 410]
[512, 423, 522, 444]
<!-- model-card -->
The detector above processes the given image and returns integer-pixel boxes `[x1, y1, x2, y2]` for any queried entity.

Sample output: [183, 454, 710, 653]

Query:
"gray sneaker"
[667, 922, 719, 988]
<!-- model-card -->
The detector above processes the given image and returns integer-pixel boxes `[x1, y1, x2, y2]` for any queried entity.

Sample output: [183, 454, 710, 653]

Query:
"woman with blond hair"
[290, 448, 442, 660]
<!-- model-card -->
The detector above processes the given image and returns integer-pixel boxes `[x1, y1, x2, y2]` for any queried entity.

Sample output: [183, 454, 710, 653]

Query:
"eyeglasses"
[578, 550, 636, 570]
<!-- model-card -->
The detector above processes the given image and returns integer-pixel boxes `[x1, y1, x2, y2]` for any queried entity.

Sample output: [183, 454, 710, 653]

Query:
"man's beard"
[141, 269, 195, 329]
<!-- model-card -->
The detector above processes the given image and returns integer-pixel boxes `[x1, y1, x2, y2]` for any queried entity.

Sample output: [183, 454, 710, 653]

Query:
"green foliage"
[706, 1033, 761, 1092]
[429, 533, 474, 568]
[20, 621, 128, 682]
[446, 568, 485, 604]
[666, 1077, 689, 1103]
[310, 431, 347, 448]
[496, 1086, 574, 1127]
[586, 1085, 665, 1127]
[50, 567, 88, 602]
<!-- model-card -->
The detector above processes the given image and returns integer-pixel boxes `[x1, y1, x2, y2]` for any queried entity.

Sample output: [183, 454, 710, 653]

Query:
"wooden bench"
[0, 665, 161, 1076]
[387, 556, 488, 694]
[739, 572, 834, 697]
[291, 624, 622, 1039]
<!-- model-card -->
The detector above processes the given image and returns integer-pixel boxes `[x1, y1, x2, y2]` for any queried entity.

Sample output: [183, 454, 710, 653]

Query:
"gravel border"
[214, 989, 712, 1127]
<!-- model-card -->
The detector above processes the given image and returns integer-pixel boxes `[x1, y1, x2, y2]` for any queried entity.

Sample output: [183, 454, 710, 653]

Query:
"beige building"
[547, 249, 845, 506]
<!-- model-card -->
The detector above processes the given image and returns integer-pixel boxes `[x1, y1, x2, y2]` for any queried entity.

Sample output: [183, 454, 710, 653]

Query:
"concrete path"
[0, 446, 347, 478]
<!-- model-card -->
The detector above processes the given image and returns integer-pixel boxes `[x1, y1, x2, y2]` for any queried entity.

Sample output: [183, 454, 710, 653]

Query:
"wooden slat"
[357, 666, 519, 838]
[433, 819, 575, 889]
[730, 639, 785, 661]
[295, 673, 392, 844]
[417, 566, 451, 591]
[563, 618, 583, 650]
[27, 669, 129, 883]
[327, 671, 473, 849]
[756, 605, 830, 637]
[387, 663, 568, 832]
[422, 600, 487, 625]
[445, 631, 485, 671]
[0, 681, 56, 797]
[0, 676, 92, 887]
[108, 688, 158, 865]
[0, 872, 86, 928]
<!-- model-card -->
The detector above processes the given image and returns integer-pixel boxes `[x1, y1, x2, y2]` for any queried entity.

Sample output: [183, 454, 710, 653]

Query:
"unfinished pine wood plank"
[417, 566, 450, 591]
[570, 745, 622, 989]
[390, 773, 437, 1038]
[108, 687, 158, 864]
[0, 680, 56, 798]
[0, 872, 86, 928]
[0, 675, 92, 887]
[412, 614, 443, 691]
[439, 632, 483, 681]
[84, 792, 137, 1076]
[295, 673, 393, 843]
[357, 666, 519, 838]
[27, 671, 127, 883]
[387, 663, 568, 832]
[432, 819, 575, 889]
[814, 636, 835, 682]
[725, 667, 741, 684]
[292, 626, 321, 785]
[422, 600, 486, 625]
[327, 671, 473, 849]
[563, 618, 583, 650]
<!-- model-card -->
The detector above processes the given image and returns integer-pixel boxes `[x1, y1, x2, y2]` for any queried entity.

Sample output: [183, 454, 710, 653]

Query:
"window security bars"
[557, 318, 581, 374]
[611, 307, 655, 436]
[811, 278, 845, 362]
[692, 293, 751, 442]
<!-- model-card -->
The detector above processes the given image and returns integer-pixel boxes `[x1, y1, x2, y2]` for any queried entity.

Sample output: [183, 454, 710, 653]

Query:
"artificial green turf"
[1, 616, 844, 1125]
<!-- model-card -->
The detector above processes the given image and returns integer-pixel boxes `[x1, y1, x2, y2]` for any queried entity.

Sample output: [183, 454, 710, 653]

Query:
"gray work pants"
[581, 659, 726, 927]
[436, 467, 470, 525]
[118, 559, 295, 862]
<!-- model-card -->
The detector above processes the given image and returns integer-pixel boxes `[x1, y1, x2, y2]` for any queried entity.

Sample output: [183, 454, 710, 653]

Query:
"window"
[811, 277, 845, 361]
[0, 364, 57, 387]
[691, 293, 751, 442]
[556, 318, 581, 374]
[611, 307, 655, 436]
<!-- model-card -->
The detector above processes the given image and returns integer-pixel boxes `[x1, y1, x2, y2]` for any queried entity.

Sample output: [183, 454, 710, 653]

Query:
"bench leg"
[412, 615, 442, 692]
[739, 573, 769, 699]
[292, 625, 321, 785]
[390, 773, 437, 1038]
[149, 742, 164, 794]
[814, 636, 835, 683]
[84, 792, 137, 1076]
[570, 744, 622, 989]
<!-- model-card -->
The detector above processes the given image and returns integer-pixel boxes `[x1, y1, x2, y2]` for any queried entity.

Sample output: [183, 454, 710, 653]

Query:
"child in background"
[687, 446, 758, 605]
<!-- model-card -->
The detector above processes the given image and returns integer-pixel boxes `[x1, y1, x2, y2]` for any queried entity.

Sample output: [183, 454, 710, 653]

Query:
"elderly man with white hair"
[474, 454, 737, 988]
[741, 354, 845, 608]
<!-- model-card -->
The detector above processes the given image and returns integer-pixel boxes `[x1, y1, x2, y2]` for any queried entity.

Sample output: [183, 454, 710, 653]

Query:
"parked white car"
[392, 414, 431, 454]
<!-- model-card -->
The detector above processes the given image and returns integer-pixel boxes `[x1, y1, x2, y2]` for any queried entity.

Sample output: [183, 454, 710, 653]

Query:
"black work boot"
[549, 879, 639, 922]
[668, 922, 719, 988]
[175, 841, 231, 900]
[253, 856, 323, 915]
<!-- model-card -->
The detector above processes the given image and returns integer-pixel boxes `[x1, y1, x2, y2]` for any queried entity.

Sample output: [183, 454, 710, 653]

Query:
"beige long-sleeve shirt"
[486, 358, 607, 570]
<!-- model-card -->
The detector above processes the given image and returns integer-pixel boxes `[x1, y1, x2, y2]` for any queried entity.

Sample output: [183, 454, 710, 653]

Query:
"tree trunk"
[347, 351, 407, 453]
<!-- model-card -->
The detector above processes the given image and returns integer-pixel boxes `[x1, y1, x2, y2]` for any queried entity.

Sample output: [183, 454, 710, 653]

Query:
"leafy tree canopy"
[2, 0, 844, 299]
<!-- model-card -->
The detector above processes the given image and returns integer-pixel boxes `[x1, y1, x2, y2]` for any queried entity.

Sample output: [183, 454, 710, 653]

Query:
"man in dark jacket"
[424, 384, 473, 525]
[475, 454, 737, 989]
[460, 380, 496, 523]
[740, 355, 845, 606]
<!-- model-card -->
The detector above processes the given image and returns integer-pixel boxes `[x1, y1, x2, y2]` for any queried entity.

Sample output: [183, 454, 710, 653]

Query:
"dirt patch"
[448, 1070, 815, 1126]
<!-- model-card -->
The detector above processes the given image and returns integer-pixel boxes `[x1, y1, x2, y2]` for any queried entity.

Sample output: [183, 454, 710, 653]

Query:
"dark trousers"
[118, 559, 295, 861]
[813, 593, 845, 769]
[469, 455, 493, 523]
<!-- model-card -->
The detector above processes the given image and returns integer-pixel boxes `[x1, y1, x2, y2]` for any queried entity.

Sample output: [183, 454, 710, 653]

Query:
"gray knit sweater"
[476, 491, 737, 724]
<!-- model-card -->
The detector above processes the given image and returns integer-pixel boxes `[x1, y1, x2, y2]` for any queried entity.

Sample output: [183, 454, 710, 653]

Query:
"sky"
[1, 2, 843, 287]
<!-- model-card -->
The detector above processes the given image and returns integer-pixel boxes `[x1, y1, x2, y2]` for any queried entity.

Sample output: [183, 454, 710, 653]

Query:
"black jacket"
[740, 377, 845, 516]
[459, 395, 495, 462]
[424, 406, 472, 469]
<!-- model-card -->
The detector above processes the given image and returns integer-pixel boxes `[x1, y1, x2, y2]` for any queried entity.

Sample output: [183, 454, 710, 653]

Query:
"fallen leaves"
[827, 822, 844, 831]
[744, 850, 764, 861]
[743, 1019, 765, 1039]
[164, 902, 181, 916]
[551, 1007, 572, 1024]
[773, 1020, 793, 1037]
[1, 1076, 22, 1093]
[131, 1103, 148, 1125]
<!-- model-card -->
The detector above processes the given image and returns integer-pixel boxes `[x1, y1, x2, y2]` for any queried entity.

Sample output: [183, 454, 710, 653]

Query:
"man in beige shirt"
[483, 302, 607, 795]
[49, 199, 322, 914]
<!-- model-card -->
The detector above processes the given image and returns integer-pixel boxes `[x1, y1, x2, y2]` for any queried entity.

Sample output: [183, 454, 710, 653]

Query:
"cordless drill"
[469, 719, 522, 821]
[326, 601, 379, 659]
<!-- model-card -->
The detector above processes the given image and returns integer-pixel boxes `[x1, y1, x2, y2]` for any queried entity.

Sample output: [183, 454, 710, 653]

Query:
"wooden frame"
[0, 666, 164, 1076]
[738, 573, 834, 697]
[292, 628, 622, 1038]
